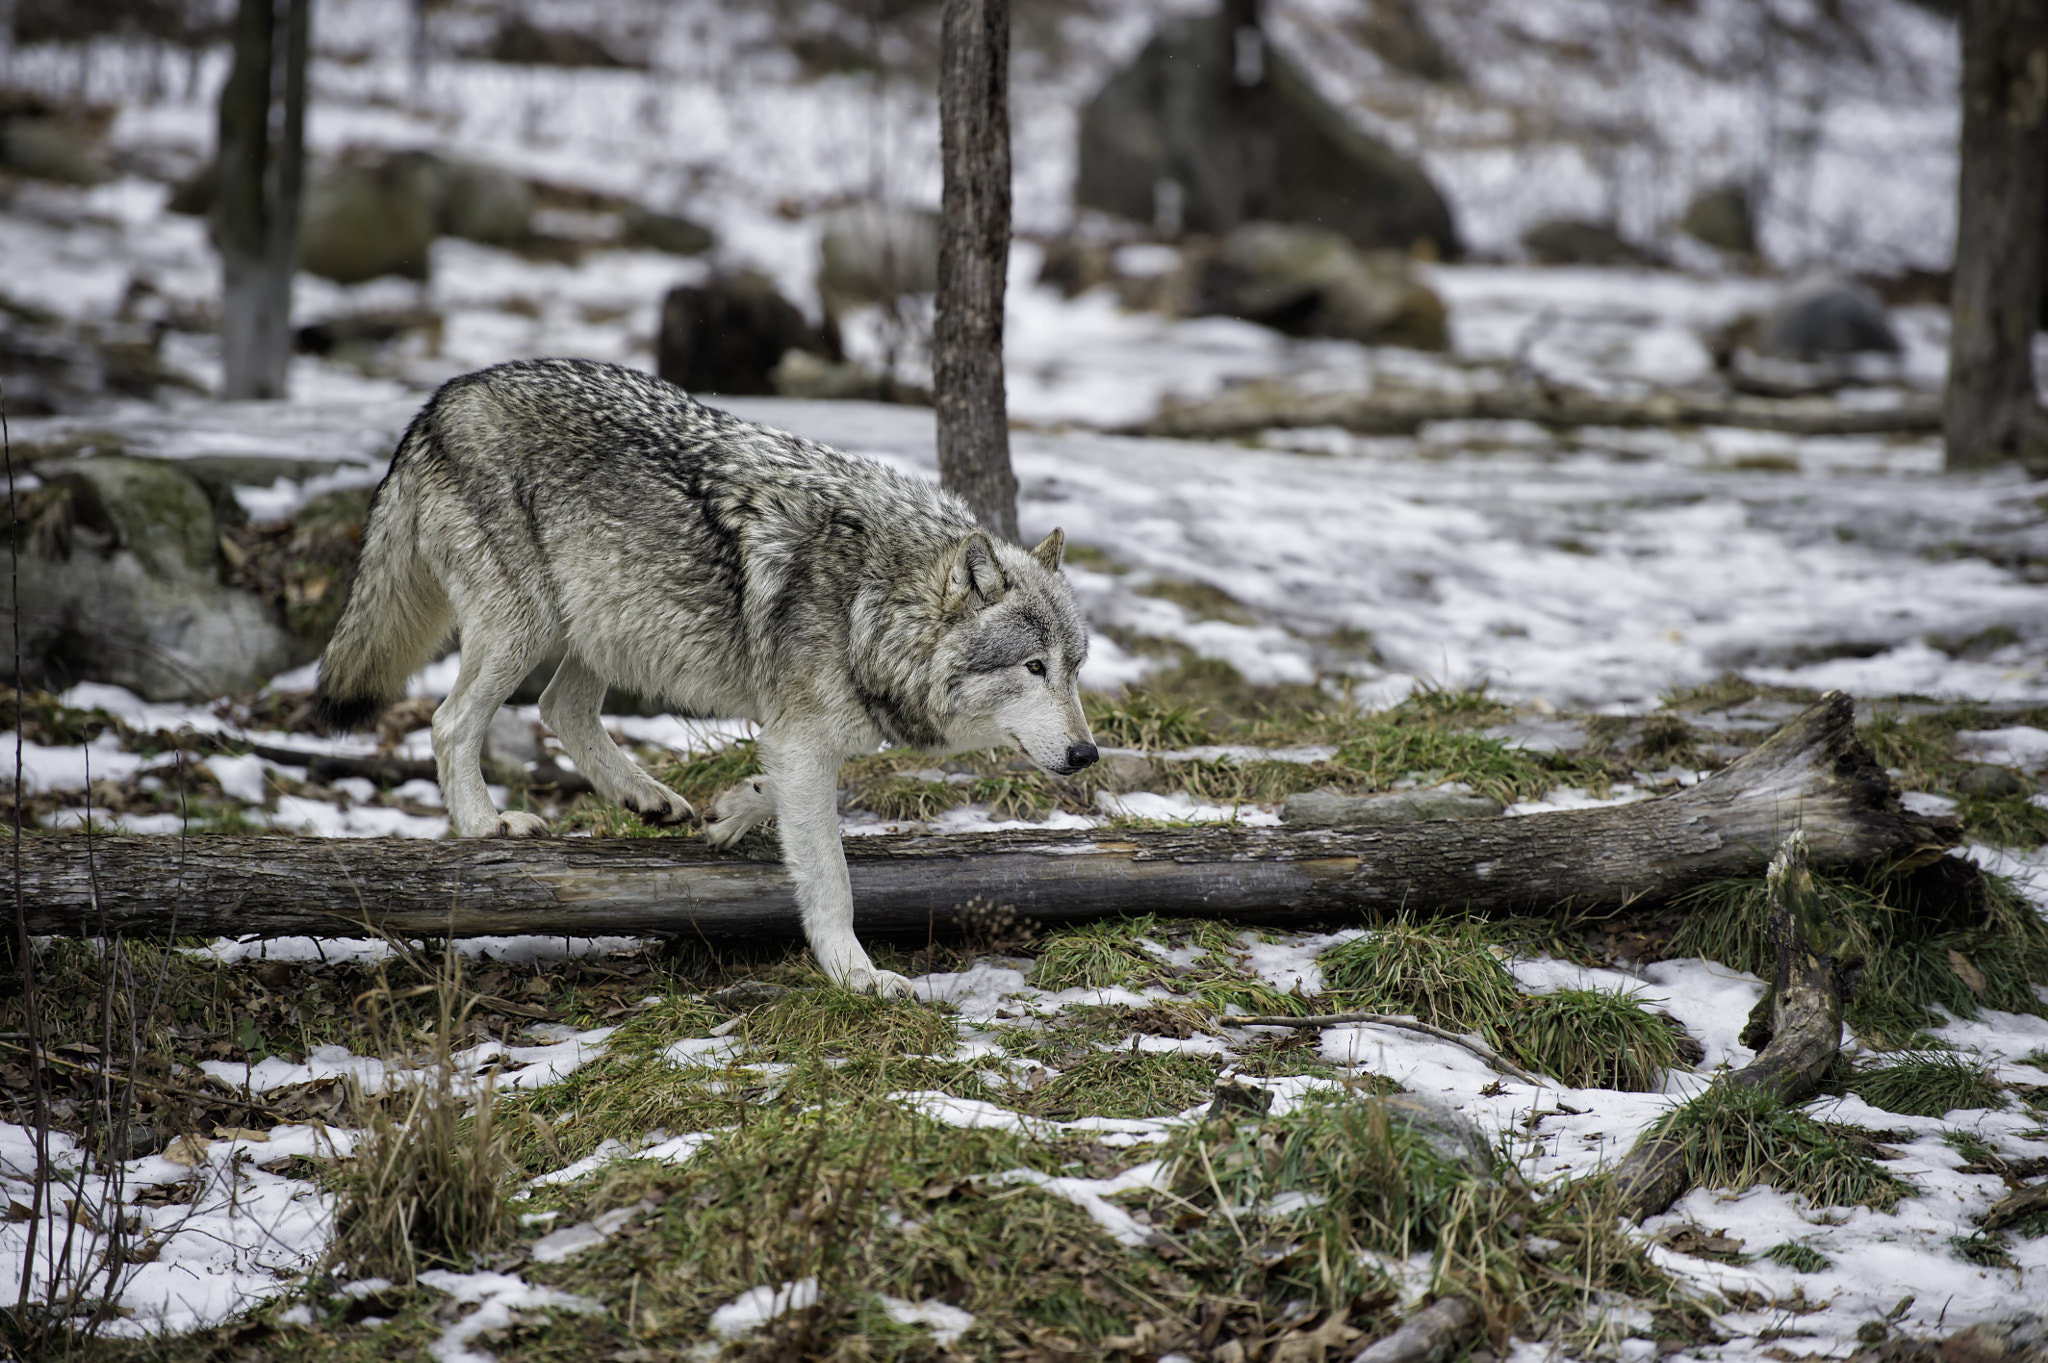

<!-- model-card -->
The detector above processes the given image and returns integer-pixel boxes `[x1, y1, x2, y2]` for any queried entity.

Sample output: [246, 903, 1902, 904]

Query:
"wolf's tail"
[313, 420, 452, 732]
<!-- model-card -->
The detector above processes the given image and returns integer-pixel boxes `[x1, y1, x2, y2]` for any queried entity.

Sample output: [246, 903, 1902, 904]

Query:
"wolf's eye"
[1024, 659, 1046, 676]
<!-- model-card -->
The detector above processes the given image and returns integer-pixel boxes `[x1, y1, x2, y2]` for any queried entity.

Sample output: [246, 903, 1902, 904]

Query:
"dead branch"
[1607, 830, 1856, 1221]
[1224, 1012, 1543, 1086]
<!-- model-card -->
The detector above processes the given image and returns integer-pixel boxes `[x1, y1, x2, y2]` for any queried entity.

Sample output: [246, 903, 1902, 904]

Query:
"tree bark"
[1944, 0, 2048, 471]
[16, 694, 1955, 941]
[216, 0, 308, 402]
[1608, 830, 1856, 1222]
[932, 0, 1019, 542]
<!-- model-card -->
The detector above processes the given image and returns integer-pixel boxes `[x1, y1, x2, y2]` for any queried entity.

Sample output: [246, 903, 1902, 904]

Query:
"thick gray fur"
[316, 358, 1094, 995]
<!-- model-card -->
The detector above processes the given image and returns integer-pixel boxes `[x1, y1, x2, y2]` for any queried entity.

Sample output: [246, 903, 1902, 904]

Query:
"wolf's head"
[932, 528, 1098, 776]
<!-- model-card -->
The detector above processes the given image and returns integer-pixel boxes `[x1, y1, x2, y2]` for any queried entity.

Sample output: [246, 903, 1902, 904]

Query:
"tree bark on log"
[932, 0, 1019, 541]
[1607, 830, 1856, 1222]
[16, 694, 1954, 941]
[1944, 0, 2048, 472]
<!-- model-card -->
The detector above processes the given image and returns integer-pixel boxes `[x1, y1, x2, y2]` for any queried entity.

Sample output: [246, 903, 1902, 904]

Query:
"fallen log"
[17, 693, 1953, 940]
[1608, 830, 1858, 1221]
[1135, 383, 1943, 441]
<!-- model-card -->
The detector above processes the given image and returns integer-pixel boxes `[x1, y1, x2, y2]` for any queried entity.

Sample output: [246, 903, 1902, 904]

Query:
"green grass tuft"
[1320, 924, 1679, 1088]
[1318, 921, 1522, 1031]
[1506, 989, 1681, 1092]
[1084, 692, 1213, 750]
[1762, 1241, 1833, 1273]
[1641, 1083, 1915, 1211]
[1156, 1091, 1682, 1333]
[1024, 1050, 1220, 1119]
[1850, 1053, 2008, 1117]
[1950, 1232, 2015, 1269]
[1030, 917, 1163, 992]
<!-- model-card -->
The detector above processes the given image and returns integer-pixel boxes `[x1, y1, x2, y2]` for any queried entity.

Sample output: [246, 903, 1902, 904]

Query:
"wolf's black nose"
[1066, 741, 1099, 770]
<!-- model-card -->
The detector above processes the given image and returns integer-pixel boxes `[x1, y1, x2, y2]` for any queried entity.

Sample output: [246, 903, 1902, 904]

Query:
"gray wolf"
[315, 357, 1097, 996]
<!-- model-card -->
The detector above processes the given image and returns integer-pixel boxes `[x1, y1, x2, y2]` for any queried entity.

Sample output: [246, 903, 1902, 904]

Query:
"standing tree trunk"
[933, 0, 1019, 543]
[216, 0, 309, 401]
[1944, 0, 2048, 471]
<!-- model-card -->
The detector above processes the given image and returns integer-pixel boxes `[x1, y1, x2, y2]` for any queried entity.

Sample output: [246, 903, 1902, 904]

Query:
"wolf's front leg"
[764, 738, 913, 999]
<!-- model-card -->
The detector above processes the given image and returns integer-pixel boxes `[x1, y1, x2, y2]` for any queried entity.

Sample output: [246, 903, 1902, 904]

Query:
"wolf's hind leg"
[702, 773, 775, 851]
[435, 621, 552, 837]
[539, 653, 695, 827]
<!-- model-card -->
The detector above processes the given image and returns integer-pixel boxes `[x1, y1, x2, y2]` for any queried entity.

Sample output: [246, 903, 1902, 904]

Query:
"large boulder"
[1075, 4, 1459, 258]
[657, 273, 836, 397]
[1755, 274, 1900, 361]
[1520, 217, 1651, 266]
[433, 159, 532, 247]
[1680, 184, 1756, 255]
[11, 458, 306, 701]
[298, 152, 438, 284]
[1200, 221, 1448, 349]
[818, 203, 940, 304]
[0, 117, 107, 185]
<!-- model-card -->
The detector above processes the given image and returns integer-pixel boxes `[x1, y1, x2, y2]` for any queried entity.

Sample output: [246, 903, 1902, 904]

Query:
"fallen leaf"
[1946, 949, 1986, 997]
[213, 1127, 271, 1143]
[162, 1136, 211, 1166]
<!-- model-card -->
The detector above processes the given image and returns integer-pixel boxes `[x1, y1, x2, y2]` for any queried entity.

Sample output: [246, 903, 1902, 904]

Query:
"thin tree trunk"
[216, 0, 308, 401]
[1944, 0, 2048, 471]
[14, 694, 1956, 940]
[933, 0, 1018, 542]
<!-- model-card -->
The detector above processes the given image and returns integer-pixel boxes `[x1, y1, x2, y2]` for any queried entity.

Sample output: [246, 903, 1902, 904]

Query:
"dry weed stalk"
[326, 949, 513, 1283]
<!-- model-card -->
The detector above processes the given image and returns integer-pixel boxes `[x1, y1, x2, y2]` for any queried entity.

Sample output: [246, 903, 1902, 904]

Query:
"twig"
[1223, 1012, 1544, 1087]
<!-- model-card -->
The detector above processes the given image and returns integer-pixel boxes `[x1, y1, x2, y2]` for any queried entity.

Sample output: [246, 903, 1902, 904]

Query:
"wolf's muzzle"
[1063, 741, 1099, 773]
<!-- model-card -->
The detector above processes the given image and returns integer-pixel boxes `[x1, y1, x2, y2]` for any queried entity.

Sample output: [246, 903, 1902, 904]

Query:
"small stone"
[1282, 788, 1504, 827]
[1379, 1092, 1494, 1182]
[705, 982, 790, 1012]
[1955, 764, 2031, 800]
[1096, 750, 1159, 794]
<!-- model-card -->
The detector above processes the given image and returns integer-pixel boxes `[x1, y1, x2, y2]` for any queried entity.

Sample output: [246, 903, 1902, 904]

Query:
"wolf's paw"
[703, 778, 772, 850]
[493, 812, 552, 837]
[626, 787, 696, 828]
[845, 966, 916, 1000]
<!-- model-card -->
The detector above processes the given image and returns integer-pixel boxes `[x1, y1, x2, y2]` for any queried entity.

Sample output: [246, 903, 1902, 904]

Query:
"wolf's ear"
[1028, 527, 1065, 573]
[943, 531, 1010, 610]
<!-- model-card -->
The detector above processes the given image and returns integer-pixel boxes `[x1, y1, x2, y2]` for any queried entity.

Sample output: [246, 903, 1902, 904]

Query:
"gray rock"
[1756, 275, 1900, 361]
[623, 205, 714, 257]
[818, 203, 940, 304]
[1378, 1092, 1495, 1182]
[298, 153, 437, 285]
[1956, 764, 2032, 800]
[1520, 217, 1649, 267]
[1095, 749, 1160, 795]
[435, 160, 532, 246]
[1681, 184, 1755, 255]
[488, 16, 635, 68]
[0, 118, 107, 185]
[11, 457, 305, 701]
[1282, 787, 1504, 826]
[1074, 5, 1459, 258]
[1203, 221, 1448, 349]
